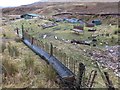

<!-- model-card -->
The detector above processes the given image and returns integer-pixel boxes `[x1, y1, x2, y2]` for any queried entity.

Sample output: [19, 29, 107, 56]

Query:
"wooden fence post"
[78, 63, 85, 88]
[21, 24, 24, 39]
[31, 37, 34, 45]
[45, 42, 48, 52]
[66, 56, 68, 68]
[104, 72, 115, 90]
[69, 57, 73, 71]
[50, 43, 53, 56]
[59, 50, 62, 62]
[87, 70, 97, 88]
[16, 28, 19, 35]
[73, 60, 75, 74]
[63, 53, 66, 66]
[75, 60, 78, 75]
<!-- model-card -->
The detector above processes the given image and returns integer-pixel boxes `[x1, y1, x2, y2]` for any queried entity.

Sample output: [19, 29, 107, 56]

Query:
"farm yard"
[1, 2, 120, 89]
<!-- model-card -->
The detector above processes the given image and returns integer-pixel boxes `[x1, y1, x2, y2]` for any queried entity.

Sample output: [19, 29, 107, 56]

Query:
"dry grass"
[1, 25, 58, 88]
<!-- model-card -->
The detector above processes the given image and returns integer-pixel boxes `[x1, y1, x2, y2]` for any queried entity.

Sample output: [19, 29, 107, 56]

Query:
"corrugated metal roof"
[26, 13, 40, 17]
[21, 13, 40, 17]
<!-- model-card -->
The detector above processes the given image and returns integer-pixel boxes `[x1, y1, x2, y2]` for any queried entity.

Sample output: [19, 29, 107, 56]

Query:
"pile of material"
[41, 22, 57, 29]
[71, 39, 91, 46]
[89, 45, 120, 77]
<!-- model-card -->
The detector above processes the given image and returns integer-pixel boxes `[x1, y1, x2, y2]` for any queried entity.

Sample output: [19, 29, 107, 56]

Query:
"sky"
[0, 0, 43, 7]
[0, 0, 119, 7]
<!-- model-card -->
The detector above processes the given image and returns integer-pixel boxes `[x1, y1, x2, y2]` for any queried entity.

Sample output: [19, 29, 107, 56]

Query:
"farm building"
[92, 19, 102, 25]
[86, 23, 95, 27]
[79, 20, 85, 26]
[72, 25, 84, 33]
[64, 18, 79, 23]
[20, 13, 40, 19]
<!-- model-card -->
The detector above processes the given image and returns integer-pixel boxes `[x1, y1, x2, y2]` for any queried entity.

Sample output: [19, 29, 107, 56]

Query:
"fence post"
[21, 24, 24, 39]
[77, 63, 85, 88]
[104, 72, 115, 90]
[59, 49, 62, 62]
[75, 60, 78, 75]
[16, 28, 19, 35]
[53, 47, 57, 57]
[87, 70, 97, 88]
[69, 57, 73, 71]
[73, 59, 75, 74]
[63, 53, 66, 66]
[66, 56, 68, 68]
[50, 43, 53, 56]
[31, 37, 34, 45]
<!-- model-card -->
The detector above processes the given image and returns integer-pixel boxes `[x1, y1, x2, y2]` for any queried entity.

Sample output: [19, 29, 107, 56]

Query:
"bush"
[2, 56, 18, 78]
[8, 42, 19, 57]
[8, 43, 14, 57]
[1, 42, 6, 53]
[13, 46, 19, 57]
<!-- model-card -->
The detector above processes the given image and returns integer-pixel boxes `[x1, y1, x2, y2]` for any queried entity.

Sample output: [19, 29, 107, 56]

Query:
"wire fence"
[22, 30, 80, 76]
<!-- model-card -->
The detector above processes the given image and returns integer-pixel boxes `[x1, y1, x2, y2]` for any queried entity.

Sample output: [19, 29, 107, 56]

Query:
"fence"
[16, 27, 116, 89]
[23, 30, 80, 76]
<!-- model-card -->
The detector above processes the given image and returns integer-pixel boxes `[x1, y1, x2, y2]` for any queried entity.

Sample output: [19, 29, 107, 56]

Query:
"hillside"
[2, 2, 119, 16]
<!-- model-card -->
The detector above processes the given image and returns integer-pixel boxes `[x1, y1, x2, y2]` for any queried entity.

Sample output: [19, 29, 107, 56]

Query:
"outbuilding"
[20, 13, 40, 19]
[72, 25, 84, 33]
[92, 19, 102, 25]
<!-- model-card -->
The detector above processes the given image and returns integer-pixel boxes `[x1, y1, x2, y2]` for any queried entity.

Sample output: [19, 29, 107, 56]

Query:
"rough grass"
[1, 25, 58, 88]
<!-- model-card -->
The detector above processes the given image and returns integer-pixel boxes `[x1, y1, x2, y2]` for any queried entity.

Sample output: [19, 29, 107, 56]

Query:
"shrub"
[13, 46, 19, 57]
[2, 55, 18, 78]
[8, 42, 14, 57]
[1, 42, 6, 53]
[8, 42, 19, 57]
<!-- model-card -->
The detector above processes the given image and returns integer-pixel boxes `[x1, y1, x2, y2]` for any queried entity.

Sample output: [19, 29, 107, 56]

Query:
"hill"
[2, 2, 119, 16]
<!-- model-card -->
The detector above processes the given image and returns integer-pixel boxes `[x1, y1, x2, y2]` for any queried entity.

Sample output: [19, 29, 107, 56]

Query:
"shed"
[86, 23, 95, 27]
[64, 18, 79, 23]
[92, 19, 102, 25]
[78, 19, 85, 26]
[20, 13, 40, 19]
[72, 25, 84, 33]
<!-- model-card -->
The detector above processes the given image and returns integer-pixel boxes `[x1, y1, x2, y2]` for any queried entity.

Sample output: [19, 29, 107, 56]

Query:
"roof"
[92, 19, 101, 21]
[27, 13, 40, 17]
[21, 13, 40, 17]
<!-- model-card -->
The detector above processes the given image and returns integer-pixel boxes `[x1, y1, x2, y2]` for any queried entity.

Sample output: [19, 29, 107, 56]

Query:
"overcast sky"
[0, 0, 43, 7]
[0, 0, 119, 7]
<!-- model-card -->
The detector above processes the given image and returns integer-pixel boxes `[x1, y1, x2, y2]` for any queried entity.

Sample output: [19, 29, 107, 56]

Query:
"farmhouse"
[20, 13, 40, 19]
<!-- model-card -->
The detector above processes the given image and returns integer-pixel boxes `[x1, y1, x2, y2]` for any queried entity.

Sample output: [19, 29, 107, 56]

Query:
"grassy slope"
[1, 24, 58, 88]
[12, 18, 119, 88]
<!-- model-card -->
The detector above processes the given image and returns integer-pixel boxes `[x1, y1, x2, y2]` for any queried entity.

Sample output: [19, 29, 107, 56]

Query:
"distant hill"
[2, 2, 119, 16]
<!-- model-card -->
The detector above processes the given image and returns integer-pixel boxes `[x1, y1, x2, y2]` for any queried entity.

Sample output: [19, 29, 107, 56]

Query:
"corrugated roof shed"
[20, 13, 40, 19]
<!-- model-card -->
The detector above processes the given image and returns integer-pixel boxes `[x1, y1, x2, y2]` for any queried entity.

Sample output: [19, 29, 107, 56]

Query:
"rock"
[43, 35, 47, 39]
[54, 36, 58, 40]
